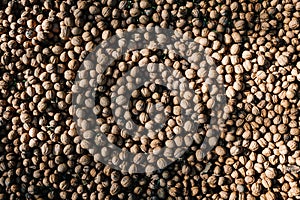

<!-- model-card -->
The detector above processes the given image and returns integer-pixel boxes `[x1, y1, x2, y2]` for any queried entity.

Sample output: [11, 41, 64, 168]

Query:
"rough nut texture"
[0, 0, 299, 199]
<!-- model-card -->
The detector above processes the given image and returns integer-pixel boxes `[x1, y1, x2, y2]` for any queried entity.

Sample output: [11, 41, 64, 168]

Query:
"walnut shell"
[57, 163, 68, 173]
[89, 5, 101, 15]
[257, 55, 266, 66]
[277, 55, 288, 66]
[110, 183, 120, 196]
[52, 45, 64, 55]
[79, 155, 91, 165]
[71, 36, 82, 46]
[102, 7, 112, 18]
[121, 176, 132, 187]
[41, 143, 51, 155]
[20, 112, 31, 123]
[215, 146, 226, 156]
[230, 146, 242, 156]
[231, 32, 242, 43]
[251, 182, 262, 196]
[230, 44, 240, 55]
[289, 18, 299, 30]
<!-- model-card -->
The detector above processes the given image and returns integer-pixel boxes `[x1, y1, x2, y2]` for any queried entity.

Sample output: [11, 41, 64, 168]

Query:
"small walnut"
[245, 176, 255, 184]
[120, 176, 132, 187]
[139, 112, 149, 124]
[215, 146, 226, 156]
[79, 155, 91, 165]
[249, 141, 259, 151]
[289, 186, 300, 197]
[254, 163, 264, 173]
[57, 163, 68, 173]
[89, 5, 101, 15]
[257, 55, 266, 66]
[265, 167, 276, 179]
[169, 187, 178, 197]
[277, 55, 288, 66]
[198, 37, 209, 47]
[110, 183, 120, 196]
[289, 18, 299, 30]
[226, 86, 236, 98]
[262, 176, 272, 188]
[286, 90, 295, 99]
[41, 19, 52, 31]
[287, 140, 297, 151]
[256, 70, 267, 80]
[234, 64, 244, 74]
[71, 36, 82, 46]
[230, 44, 240, 55]
[230, 146, 242, 156]
[251, 182, 262, 196]
[278, 124, 288, 134]
[52, 45, 63, 55]
[157, 158, 167, 169]
[20, 112, 31, 123]
[185, 69, 196, 79]
[102, 30, 112, 40]
[207, 32, 217, 41]
[41, 143, 51, 155]
[37, 131, 47, 141]
[233, 81, 243, 91]
[279, 144, 288, 155]
[64, 70, 75, 80]
[265, 191, 276, 200]
[231, 32, 242, 43]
